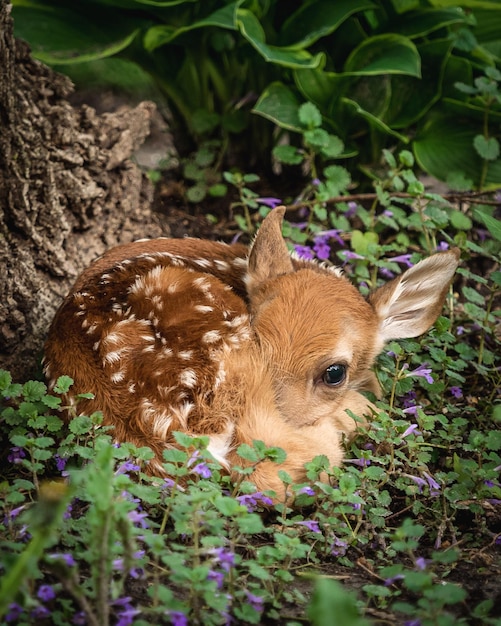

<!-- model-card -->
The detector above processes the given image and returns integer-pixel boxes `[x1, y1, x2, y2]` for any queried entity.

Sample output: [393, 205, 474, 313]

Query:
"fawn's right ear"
[369, 248, 460, 343]
[246, 206, 294, 292]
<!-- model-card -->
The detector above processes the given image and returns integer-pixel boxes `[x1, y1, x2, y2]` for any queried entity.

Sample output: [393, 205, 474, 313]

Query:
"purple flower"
[340, 250, 364, 261]
[345, 457, 371, 468]
[402, 424, 421, 438]
[237, 492, 273, 512]
[168, 610, 188, 626]
[450, 386, 463, 399]
[8, 446, 26, 464]
[208, 569, 225, 589]
[407, 475, 427, 492]
[294, 244, 314, 260]
[72, 611, 87, 625]
[330, 535, 348, 557]
[192, 462, 212, 478]
[110, 597, 141, 626]
[5, 504, 25, 522]
[423, 472, 441, 496]
[384, 573, 405, 586]
[313, 237, 331, 260]
[257, 197, 282, 209]
[55, 454, 67, 472]
[390, 254, 414, 268]
[245, 591, 264, 613]
[31, 605, 51, 619]
[402, 390, 417, 407]
[379, 267, 395, 279]
[295, 520, 321, 533]
[116, 460, 140, 475]
[456, 325, 465, 336]
[415, 557, 427, 570]
[297, 485, 315, 496]
[5, 603, 23, 623]
[127, 510, 149, 528]
[210, 547, 235, 572]
[405, 620, 422, 626]
[402, 405, 421, 417]
[48, 552, 76, 567]
[345, 201, 358, 218]
[436, 241, 450, 251]
[37, 584, 56, 602]
[407, 364, 434, 385]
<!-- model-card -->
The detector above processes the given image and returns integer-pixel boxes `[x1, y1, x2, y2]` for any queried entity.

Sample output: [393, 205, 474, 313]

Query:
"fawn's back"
[44, 208, 460, 496]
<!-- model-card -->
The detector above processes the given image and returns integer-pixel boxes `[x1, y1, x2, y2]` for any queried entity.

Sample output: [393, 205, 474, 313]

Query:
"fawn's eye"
[322, 364, 346, 387]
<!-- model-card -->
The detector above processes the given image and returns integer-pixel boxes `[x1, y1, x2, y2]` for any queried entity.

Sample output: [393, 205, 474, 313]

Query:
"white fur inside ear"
[371, 250, 460, 343]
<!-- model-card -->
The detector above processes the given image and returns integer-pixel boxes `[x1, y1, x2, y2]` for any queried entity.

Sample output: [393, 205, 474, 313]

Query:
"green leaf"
[279, 0, 376, 49]
[474, 208, 501, 241]
[344, 34, 421, 77]
[53, 376, 74, 395]
[449, 210, 473, 231]
[299, 102, 322, 129]
[273, 145, 303, 165]
[413, 114, 501, 189]
[341, 98, 409, 142]
[473, 135, 500, 161]
[253, 82, 302, 132]
[13, 4, 140, 65]
[237, 9, 324, 69]
[144, 2, 237, 50]
[308, 578, 370, 626]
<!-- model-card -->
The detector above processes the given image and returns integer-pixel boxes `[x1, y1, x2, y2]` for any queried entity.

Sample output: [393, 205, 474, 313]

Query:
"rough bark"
[0, 1, 168, 381]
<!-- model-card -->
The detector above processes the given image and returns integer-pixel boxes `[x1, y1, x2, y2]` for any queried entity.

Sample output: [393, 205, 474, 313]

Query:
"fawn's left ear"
[246, 206, 294, 292]
[369, 248, 461, 342]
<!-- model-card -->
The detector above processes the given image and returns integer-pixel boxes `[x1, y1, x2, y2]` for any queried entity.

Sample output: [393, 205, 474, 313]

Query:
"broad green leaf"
[429, 0, 501, 8]
[473, 135, 500, 161]
[473, 208, 501, 241]
[252, 82, 302, 132]
[143, 3, 237, 50]
[390, 8, 466, 38]
[344, 34, 421, 77]
[279, 0, 376, 49]
[414, 114, 501, 189]
[236, 9, 324, 69]
[341, 98, 410, 142]
[12, 4, 140, 65]
[294, 66, 350, 111]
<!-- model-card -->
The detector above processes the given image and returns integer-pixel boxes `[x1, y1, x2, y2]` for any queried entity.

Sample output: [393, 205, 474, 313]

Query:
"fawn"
[44, 207, 460, 498]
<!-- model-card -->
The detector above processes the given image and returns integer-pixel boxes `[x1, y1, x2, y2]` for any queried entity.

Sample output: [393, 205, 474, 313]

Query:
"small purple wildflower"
[294, 244, 314, 260]
[116, 460, 140, 475]
[5, 504, 25, 522]
[168, 611, 188, 626]
[295, 520, 321, 533]
[407, 475, 427, 492]
[407, 364, 434, 385]
[7, 446, 26, 464]
[379, 267, 395, 279]
[402, 405, 422, 417]
[192, 462, 212, 478]
[345, 201, 358, 218]
[72, 611, 87, 625]
[208, 569, 225, 589]
[257, 197, 282, 209]
[37, 584, 56, 602]
[5, 603, 23, 623]
[423, 472, 441, 496]
[384, 573, 405, 586]
[390, 254, 414, 268]
[64, 502, 73, 520]
[111, 597, 140, 626]
[415, 557, 427, 571]
[402, 390, 417, 407]
[237, 492, 273, 512]
[436, 241, 450, 251]
[495, 534, 501, 545]
[402, 424, 421, 438]
[48, 552, 76, 567]
[450, 386, 463, 399]
[245, 591, 264, 613]
[382, 209, 393, 218]
[313, 236, 331, 260]
[330, 535, 348, 557]
[31, 605, 51, 619]
[340, 250, 364, 261]
[127, 510, 149, 528]
[298, 485, 315, 496]
[210, 547, 235, 572]
[345, 457, 371, 468]
[55, 454, 67, 472]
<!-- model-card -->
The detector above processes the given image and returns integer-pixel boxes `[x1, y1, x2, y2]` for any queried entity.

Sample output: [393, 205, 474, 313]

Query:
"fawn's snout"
[44, 207, 460, 499]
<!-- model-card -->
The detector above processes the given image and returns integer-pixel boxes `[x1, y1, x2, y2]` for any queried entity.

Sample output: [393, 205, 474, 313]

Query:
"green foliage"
[11, 0, 501, 188]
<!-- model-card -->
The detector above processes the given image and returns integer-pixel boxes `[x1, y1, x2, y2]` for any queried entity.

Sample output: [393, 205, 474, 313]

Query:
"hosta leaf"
[236, 9, 324, 69]
[279, 0, 376, 49]
[341, 98, 410, 142]
[344, 34, 421, 77]
[143, 3, 237, 50]
[413, 114, 501, 189]
[391, 8, 466, 38]
[253, 82, 302, 132]
[12, 3, 140, 65]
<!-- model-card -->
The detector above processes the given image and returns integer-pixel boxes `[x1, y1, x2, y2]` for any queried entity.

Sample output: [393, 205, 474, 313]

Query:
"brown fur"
[44, 207, 460, 499]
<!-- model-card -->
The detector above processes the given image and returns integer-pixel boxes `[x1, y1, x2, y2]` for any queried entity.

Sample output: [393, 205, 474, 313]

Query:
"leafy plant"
[11, 0, 501, 187]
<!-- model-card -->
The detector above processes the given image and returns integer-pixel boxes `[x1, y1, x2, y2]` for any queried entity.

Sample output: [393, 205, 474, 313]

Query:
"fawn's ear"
[369, 249, 460, 342]
[246, 206, 294, 290]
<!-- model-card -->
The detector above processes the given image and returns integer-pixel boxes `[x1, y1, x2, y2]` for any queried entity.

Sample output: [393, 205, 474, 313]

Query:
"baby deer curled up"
[44, 207, 460, 498]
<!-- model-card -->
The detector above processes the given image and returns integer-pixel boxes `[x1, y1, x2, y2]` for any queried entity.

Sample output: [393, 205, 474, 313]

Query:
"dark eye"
[322, 364, 346, 387]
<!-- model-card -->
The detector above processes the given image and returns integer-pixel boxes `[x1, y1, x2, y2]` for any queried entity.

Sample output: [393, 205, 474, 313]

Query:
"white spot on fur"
[193, 258, 212, 269]
[202, 329, 221, 344]
[195, 305, 214, 314]
[206, 424, 234, 469]
[214, 259, 230, 271]
[128, 383, 136, 394]
[110, 370, 126, 383]
[179, 369, 197, 388]
[169, 402, 193, 429]
[153, 413, 174, 440]
[178, 350, 193, 360]
[232, 257, 247, 269]
[167, 281, 180, 294]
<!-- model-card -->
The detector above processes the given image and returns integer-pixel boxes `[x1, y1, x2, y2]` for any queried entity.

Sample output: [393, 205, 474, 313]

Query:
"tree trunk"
[0, 1, 168, 381]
